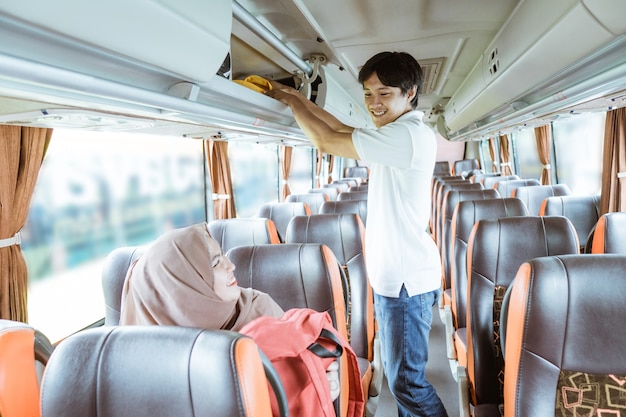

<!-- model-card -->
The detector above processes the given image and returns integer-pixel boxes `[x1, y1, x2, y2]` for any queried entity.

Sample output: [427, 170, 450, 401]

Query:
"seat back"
[40, 326, 281, 417]
[256, 202, 311, 242]
[511, 183, 572, 215]
[493, 178, 540, 198]
[591, 211, 626, 254]
[472, 171, 500, 185]
[227, 243, 349, 417]
[540, 194, 601, 252]
[285, 214, 373, 362]
[433, 160, 452, 176]
[325, 182, 350, 193]
[344, 166, 370, 182]
[453, 158, 480, 176]
[286, 193, 329, 214]
[466, 216, 579, 406]
[0, 320, 53, 417]
[439, 186, 493, 293]
[309, 187, 339, 201]
[503, 254, 626, 417]
[436, 181, 482, 254]
[207, 218, 280, 253]
[101, 245, 145, 325]
[336, 190, 368, 201]
[482, 174, 520, 190]
[349, 184, 368, 192]
[320, 200, 368, 226]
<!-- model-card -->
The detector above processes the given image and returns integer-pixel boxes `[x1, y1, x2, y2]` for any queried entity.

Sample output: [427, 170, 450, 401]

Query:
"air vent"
[419, 58, 444, 95]
[488, 48, 500, 76]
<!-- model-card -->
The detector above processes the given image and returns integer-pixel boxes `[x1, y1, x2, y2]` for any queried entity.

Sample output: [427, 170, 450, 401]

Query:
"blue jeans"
[374, 286, 448, 417]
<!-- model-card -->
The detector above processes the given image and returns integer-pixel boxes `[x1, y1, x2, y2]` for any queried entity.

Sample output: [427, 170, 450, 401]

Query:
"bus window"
[288, 147, 315, 194]
[552, 112, 604, 195]
[24, 130, 207, 341]
[511, 126, 542, 180]
[229, 142, 279, 217]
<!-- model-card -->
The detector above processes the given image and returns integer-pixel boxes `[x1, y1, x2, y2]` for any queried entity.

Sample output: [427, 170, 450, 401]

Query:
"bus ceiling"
[0, 0, 624, 143]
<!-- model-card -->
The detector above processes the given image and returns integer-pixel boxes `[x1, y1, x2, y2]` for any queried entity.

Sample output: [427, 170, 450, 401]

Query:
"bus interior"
[1, 0, 626, 416]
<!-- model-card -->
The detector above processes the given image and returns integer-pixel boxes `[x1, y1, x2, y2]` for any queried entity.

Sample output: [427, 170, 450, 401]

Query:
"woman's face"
[207, 238, 240, 302]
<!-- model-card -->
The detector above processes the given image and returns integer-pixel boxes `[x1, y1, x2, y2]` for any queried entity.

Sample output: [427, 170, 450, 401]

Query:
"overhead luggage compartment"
[439, 0, 626, 140]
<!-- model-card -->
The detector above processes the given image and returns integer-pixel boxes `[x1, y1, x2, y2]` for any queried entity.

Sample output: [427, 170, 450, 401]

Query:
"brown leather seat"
[453, 159, 480, 176]
[309, 187, 340, 201]
[40, 326, 284, 417]
[540, 194, 600, 252]
[256, 201, 311, 242]
[226, 243, 351, 417]
[511, 183, 571, 215]
[207, 218, 280, 253]
[336, 190, 368, 201]
[320, 200, 368, 226]
[590, 211, 626, 254]
[463, 216, 579, 414]
[449, 197, 528, 375]
[493, 178, 540, 198]
[284, 214, 378, 412]
[482, 174, 520, 190]
[101, 245, 146, 326]
[502, 254, 626, 417]
[433, 160, 452, 176]
[0, 320, 53, 417]
[286, 193, 329, 214]
[349, 184, 369, 192]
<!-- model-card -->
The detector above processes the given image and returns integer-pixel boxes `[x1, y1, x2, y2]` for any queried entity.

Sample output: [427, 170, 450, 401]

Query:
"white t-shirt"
[352, 110, 441, 297]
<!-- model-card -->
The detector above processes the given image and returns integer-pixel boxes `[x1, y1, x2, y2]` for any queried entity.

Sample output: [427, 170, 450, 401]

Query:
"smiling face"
[206, 237, 240, 302]
[363, 72, 416, 128]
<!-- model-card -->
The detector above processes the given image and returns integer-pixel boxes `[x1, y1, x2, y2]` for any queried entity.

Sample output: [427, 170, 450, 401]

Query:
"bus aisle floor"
[374, 304, 459, 417]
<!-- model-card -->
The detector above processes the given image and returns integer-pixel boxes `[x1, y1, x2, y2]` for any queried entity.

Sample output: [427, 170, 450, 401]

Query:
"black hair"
[358, 51, 423, 109]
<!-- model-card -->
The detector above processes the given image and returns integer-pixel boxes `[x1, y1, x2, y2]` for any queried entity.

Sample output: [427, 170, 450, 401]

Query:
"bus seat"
[438, 182, 486, 290]
[40, 326, 284, 417]
[511, 183, 572, 215]
[437, 190, 501, 365]
[286, 193, 329, 214]
[344, 166, 370, 182]
[482, 174, 520, 190]
[349, 184, 369, 192]
[453, 159, 480, 177]
[326, 182, 350, 193]
[463, 216, 578, 413]
[0, 320, 53, 417]
[449, 197, 527, 374]
[433, 161, 452, 176]
[501, 254, 626, 417]
[256, 202, 311, 242]
[334, 178, 359, 187]
[472, 171, 500, 185]
[309, 187, 339, 201]
[591, 211, 626, 254]
[540, 194, 601, 252]
[207, 218, 280, 253]
[226, 243, 352, 417]
[320, 200, 368, 226]
[336, 190, 368, 201]
[493, 178, 540, 198]
[101, 245, 146, 326]
[430, 175, 463, 235]
[284, 214, 380, 412]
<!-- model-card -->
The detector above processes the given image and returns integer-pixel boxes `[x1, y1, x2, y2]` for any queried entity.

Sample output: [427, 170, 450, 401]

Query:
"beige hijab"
[120, 223, 283, 331]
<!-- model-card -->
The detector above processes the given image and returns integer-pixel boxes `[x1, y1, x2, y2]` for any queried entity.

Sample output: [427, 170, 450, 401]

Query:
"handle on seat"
[259, 348, 290, 417]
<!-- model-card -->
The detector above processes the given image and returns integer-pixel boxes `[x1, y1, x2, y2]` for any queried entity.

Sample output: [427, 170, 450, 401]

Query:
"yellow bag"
[233, 75, 272, 93]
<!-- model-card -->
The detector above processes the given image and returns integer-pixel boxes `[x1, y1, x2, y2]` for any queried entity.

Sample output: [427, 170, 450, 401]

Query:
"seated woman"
[120, 222, 283, 330]
[119, 222, 340, 403]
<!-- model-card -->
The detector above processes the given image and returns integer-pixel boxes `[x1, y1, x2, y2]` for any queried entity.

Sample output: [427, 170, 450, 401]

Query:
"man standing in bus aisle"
[265, 51, 447, 417]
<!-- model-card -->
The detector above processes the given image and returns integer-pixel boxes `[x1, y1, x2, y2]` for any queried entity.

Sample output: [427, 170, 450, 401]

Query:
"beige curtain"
[315, 150, 323, 188]
[280, 145, 293, 201]
[489, 137, 498, 173]
[499, 134, 513, 175]
[599, 107, 626, 215]
[0, 126, 52, 322]
[205, 140, 236, 219]
[534, 124, 552, 185]
[327, 155, 335, 184]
